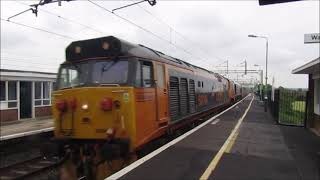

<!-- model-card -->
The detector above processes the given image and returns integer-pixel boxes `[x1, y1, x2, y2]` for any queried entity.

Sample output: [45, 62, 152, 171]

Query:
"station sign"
[259, 0, 302, 6]
[304, 33, 320, 44]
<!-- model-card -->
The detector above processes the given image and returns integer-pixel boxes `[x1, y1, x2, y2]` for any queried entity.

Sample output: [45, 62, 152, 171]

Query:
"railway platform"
[0, 118, 53, 141]
[108, 94, 320, 180]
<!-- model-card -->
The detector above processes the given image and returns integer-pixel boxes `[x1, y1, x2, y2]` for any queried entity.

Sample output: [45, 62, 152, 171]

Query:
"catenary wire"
[13, 1, 202, 64]
[1, 18, 75, 40]
[6, 1, 218, 68]
[135, 2, 225, 62]
[87, 0, 207, 63]
[15, 1, 106, 35]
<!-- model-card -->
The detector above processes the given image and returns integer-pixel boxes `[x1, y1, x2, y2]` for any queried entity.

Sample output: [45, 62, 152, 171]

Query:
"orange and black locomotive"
[52, 36, 245, 179]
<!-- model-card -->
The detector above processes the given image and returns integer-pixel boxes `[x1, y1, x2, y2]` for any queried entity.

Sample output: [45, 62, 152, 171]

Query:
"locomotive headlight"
[106, 128, 114, 135]
[81, 103, 89, 110]
[75, 46, 81, 54]
[102, 42, 110, 50]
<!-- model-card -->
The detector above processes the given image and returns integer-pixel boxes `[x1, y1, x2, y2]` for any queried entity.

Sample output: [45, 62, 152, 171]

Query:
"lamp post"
[249, 34, 269, 112]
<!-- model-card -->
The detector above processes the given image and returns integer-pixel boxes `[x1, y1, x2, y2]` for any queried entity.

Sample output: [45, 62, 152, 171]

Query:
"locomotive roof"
[66, 36, 234, 83]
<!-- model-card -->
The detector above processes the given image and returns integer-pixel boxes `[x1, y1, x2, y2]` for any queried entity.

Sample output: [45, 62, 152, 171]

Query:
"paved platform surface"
[0, 118, 53, 138]
[110, 95, 320, 180]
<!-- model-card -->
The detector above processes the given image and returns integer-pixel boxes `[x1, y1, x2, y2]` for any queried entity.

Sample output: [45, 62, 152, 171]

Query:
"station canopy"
[292, 57, 320, 75]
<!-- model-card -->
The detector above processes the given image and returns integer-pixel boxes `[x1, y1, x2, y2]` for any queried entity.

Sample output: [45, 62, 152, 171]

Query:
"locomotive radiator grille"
[180, 78, 189, 116]
[169, 77, 180, 120]
[189, 79, 196, 113]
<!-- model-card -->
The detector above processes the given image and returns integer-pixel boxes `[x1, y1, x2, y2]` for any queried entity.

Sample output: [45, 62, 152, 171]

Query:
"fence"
[267, 88, 308, 127]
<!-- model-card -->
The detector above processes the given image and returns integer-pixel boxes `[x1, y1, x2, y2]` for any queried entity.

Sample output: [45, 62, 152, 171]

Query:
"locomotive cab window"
[136, 61, 154, 88]
[92, 60, 128, 85]
[142, 61, 153, 88]
[58, 63, 89, 89]
[156, 64, 165, 88]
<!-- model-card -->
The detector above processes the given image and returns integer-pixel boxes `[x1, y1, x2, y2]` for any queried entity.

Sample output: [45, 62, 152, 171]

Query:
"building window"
[8, 81, 17, 100]
[52, 82, 56, 91]
[0, 81, 18, 109]
[8, 81, 17, 108]
[35, 82, 42, 99]
[43, 82, 50, 105]
[35, 82, 42, 106]
[34, 82, 52, 107]
[0, 81, 5, 101]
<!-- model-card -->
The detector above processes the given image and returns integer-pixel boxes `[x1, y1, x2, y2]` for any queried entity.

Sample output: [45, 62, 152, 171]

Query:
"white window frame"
[0, 81, 18, 110]
[34, 81, 52, 107]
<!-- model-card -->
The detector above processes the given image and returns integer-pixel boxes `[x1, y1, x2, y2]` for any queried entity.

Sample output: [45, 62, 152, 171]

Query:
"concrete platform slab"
[211, 153, 299, 180]
[0, 118, 53, 140]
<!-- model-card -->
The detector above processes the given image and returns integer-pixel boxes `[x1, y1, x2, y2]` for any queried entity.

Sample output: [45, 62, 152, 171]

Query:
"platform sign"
[259, 0, 302, 6]
[304, 33, 320, 44]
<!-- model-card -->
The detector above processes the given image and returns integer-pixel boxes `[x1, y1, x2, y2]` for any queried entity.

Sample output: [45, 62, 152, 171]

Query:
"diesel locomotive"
[52, 36, 246, 179]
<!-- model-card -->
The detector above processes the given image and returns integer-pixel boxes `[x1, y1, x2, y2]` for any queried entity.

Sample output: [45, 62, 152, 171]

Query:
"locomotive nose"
[53, 87, 134, 140]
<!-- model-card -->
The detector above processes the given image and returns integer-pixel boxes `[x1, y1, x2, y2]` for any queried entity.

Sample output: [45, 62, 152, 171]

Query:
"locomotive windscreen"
[57, 59, 130, 89]
[66, 36, 122, 62]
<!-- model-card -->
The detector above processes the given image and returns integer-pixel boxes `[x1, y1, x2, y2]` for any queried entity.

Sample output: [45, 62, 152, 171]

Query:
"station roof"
[0, 69, 57, 81]
[292, 57, 320, 74]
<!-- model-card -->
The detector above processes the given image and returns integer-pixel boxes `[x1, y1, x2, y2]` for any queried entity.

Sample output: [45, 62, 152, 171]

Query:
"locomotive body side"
[227, 80, 236, 103]
[166, 64, 229, 126]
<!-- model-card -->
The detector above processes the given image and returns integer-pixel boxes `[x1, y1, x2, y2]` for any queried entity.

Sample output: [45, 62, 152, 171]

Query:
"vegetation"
[278, 89, 306, 126]
[292, 101, 305, 112]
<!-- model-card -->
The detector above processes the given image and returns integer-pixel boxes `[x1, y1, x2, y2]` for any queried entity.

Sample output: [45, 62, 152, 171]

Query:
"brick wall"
[0, 109, 18, 122]
[35, 106, 52, 117]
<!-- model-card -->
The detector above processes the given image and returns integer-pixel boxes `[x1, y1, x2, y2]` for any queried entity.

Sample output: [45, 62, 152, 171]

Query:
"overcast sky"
[1, 0, 319, 88]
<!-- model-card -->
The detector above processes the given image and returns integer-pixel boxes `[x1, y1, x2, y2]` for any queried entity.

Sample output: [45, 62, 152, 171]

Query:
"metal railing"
[267, 88, 307, 127]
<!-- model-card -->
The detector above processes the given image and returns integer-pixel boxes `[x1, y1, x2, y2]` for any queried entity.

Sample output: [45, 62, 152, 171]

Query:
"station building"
[0, 69, 57, 123]
[292, 57, 320, 133]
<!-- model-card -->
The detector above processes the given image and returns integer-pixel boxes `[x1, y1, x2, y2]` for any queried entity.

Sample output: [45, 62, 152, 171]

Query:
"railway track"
[0, 128, 58, 179]
[0, 155, 59, 180]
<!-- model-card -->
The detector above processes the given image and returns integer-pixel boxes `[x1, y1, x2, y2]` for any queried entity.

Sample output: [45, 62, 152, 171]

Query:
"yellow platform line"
[225, 129, 239, 153]
[199, 95, 254, 180]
